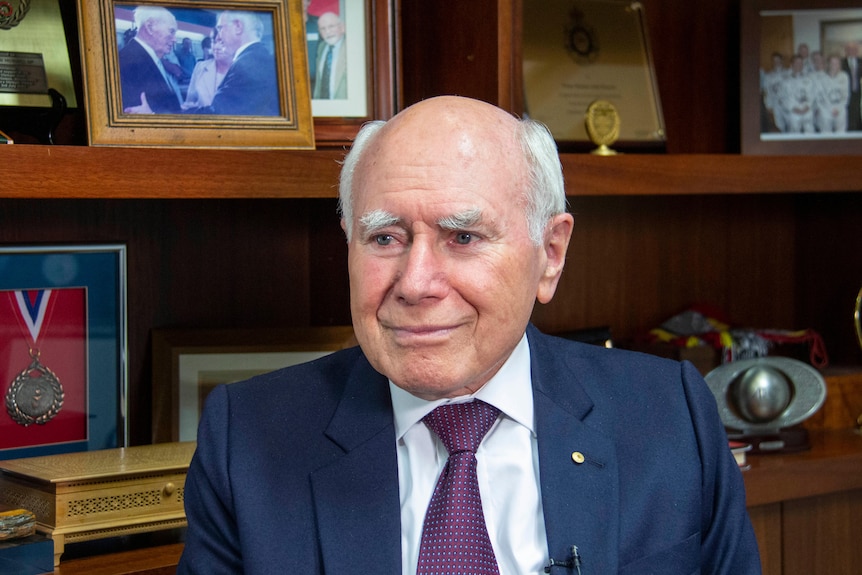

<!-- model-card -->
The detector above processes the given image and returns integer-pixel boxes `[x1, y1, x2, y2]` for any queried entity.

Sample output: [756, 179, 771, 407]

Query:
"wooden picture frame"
[77, 0, 315, 149]
[309, 0, 397, 146]
[741, 0, 862, 154]
[151, 326, 355, 442]
[0, 245, 127, 460]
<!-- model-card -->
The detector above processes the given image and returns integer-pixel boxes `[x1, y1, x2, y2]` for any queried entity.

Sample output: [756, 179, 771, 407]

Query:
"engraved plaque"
[0, 0, 76, 107]
[523, 0, 664, 145]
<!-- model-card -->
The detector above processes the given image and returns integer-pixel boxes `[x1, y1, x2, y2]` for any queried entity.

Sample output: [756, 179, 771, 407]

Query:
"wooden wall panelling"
[497, 0, 520, 111]
[0, 199, 321, 445]
[399, 0, 502, 107]
[747, 503, 782, 575]
[781, 489, 862, 574]
[530, 195, 798, 342]
[639, 0, 739, 153]
[308, 198, 351, 326]
[794, 194, 862, 366]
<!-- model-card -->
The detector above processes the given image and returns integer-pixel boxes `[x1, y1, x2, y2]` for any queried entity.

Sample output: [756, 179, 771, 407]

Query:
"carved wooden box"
[0, 442, 196, 565]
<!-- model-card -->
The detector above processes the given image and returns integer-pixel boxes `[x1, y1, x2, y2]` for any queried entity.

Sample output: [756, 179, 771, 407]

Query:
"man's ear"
[536, 212, 574, 304]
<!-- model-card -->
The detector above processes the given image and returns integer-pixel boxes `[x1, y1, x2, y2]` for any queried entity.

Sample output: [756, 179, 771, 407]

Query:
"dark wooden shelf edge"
[1, 145, 346, 199]
[2, 146, 862, 198]
[743, 429, 862, 508]
[50, 542, 183, 575]
[562, 154, 862, 196]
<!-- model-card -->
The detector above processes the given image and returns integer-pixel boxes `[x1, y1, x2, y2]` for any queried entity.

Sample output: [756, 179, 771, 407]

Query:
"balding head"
[339, 96, 566, 245]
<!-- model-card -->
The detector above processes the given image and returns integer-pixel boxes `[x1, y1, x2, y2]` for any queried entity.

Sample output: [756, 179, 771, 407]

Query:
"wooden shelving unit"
[1, 1, 860, 572]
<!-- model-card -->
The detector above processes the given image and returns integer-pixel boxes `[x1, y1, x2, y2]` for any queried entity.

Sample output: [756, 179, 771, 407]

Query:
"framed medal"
[0, 245, 127, 460]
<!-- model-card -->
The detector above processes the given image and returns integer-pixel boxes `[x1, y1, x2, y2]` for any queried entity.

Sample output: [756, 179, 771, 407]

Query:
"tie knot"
[423, 400, 500, 455]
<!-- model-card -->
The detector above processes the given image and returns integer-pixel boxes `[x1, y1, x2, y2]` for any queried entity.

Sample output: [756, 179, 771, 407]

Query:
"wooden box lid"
[0, 443, 196, 485]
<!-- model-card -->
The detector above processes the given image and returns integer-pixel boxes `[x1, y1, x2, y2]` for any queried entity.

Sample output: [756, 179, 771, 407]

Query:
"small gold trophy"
[584, 100, 620, 156]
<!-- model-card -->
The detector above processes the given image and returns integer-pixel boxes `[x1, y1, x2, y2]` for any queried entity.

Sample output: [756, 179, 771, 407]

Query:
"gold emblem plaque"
[585, 99, 620, 155]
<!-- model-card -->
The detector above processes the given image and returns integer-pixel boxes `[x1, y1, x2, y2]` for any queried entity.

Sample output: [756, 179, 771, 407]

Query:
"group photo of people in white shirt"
[758, 9, 862, 139]
[760, 41, 860, 136]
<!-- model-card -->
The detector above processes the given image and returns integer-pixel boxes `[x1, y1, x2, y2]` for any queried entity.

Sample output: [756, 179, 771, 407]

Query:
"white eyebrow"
[437, 208, 482, 231]
[358, 209, 399, 235]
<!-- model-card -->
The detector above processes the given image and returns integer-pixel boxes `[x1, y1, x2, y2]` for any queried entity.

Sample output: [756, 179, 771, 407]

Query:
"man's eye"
[454, 232, 474, 245]
[374, 234, 394, 246]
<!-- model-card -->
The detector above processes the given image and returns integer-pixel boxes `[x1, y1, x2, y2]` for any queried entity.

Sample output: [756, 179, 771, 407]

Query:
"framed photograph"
[0, 245, 127, 460]
[306, 0, 397, 146]
[151, 325, 355, 442]
[741, 0, 862, 154]
[77, 0, 315, 149]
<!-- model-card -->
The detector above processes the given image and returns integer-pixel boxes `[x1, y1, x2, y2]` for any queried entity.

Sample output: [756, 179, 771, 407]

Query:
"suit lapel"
[308, 331, 622, 574]
[529, 328, 621, 574]
[310, 358, 402, 574]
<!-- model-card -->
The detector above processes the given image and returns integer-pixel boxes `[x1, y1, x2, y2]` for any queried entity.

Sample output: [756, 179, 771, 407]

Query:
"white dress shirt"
[390, 334, 549, 575]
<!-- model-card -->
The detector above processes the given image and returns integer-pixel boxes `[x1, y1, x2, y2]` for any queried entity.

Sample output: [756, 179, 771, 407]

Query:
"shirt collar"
[389, 333, 534, 440]
[234, 40, 258, 60]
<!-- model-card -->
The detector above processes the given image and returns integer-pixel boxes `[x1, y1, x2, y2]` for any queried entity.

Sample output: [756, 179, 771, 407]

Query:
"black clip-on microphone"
[543, 545, 582, 574]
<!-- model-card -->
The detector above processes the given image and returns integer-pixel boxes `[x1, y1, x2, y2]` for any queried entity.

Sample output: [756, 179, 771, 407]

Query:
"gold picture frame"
[151, 326, 355, 442]
[77, 0, 315, 149]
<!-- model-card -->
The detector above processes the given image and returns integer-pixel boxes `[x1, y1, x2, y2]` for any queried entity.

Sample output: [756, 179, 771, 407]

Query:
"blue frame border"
[0, 244, 128, 459]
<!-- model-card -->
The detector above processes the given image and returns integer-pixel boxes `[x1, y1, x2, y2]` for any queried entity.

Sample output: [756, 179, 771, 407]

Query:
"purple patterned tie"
[416, 400, 501, 575]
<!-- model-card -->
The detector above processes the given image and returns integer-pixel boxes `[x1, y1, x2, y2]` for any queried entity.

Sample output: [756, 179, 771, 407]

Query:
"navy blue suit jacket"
[178, 325, 760, 574]
[119, 39, 181, 114]
[189, 42, 280, 116]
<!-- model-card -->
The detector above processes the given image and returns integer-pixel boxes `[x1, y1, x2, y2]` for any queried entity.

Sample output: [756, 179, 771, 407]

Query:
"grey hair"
[516, 120, 568, 245]
[134, 6, 175, 30]
[220, 11, 265, 39]
[337, 117, 566, 246]
[338, 120, 385, 241]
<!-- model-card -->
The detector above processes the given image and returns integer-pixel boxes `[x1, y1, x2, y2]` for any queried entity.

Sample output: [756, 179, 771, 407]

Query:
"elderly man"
[206, 10, 279, 115]
[313, 11, 347, 99]
[178, 96, 761, 574]
[119, 6, 182, 114]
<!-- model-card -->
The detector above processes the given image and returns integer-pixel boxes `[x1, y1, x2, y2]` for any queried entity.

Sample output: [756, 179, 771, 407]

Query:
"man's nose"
[395, 240, 447, 304]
